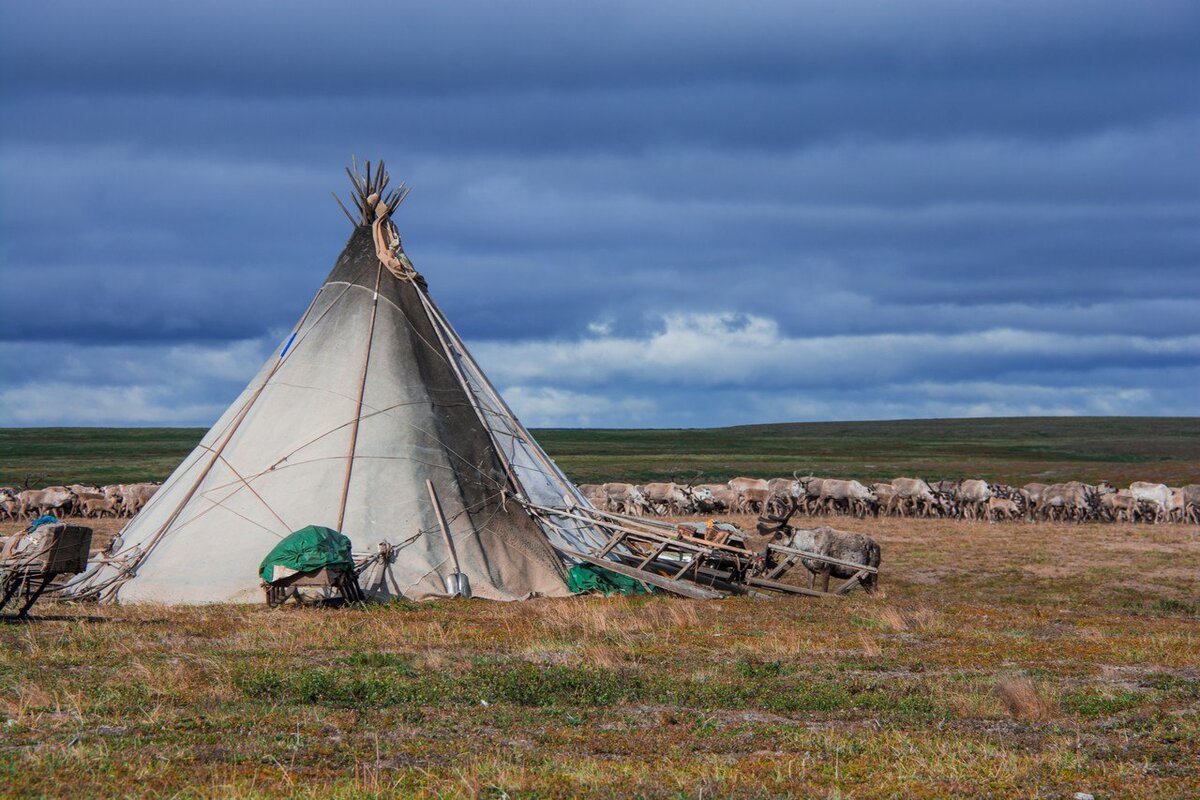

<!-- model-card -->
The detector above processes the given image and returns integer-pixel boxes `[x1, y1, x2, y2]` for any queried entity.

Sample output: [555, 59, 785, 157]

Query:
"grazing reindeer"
[756, 500, 881, 593]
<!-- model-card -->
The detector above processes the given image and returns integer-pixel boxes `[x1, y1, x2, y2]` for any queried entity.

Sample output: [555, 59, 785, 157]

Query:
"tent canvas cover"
[68, 162, 615, 604]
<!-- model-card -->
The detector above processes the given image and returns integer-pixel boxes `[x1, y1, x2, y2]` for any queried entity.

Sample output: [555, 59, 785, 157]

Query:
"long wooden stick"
[426, 480, 461, 575]
[745, 576, 832, 598]
[336, 262, 383, 531]
[767, 543, 879, 574]
[526, 504, 714, 555]
[527, 502, 753, 557]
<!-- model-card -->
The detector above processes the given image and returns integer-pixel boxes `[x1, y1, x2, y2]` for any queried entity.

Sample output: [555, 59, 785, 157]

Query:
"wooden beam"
[767, 543, 878, 574]
[336, 262, 383, 531]
[834, 570, 868, 596]
[745, 576, 834, 598]
[528, 503, 752, 557]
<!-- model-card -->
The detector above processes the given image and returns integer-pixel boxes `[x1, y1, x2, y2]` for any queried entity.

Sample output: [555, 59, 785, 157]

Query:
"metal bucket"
[443, 572, 472, 598]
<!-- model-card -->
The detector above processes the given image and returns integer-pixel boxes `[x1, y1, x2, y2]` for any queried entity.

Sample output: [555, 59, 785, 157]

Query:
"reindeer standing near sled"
[756, 500, 882, 594]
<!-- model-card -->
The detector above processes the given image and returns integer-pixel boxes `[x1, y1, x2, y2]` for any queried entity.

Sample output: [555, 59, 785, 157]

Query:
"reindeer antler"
[757, 496, 801, 531]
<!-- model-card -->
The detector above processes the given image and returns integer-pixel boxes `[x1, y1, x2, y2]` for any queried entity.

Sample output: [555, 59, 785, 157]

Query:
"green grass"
[4, 416, 1196, 486]
[0, 427, 205, 486]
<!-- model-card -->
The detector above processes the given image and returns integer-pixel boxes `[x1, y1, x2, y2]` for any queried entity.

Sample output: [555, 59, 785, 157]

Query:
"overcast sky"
[1, 0, 1197, 427]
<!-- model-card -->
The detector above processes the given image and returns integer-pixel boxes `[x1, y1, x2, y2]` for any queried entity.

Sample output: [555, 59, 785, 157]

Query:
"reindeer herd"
[580, 475, 1200, 524]
[2, 475, 1196, 527]
[0, 483, 160, 521]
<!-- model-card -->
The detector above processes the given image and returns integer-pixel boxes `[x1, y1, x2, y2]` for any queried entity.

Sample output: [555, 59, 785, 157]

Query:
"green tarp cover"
[259, 525, 354, 583]
[568, 563, 654, 596]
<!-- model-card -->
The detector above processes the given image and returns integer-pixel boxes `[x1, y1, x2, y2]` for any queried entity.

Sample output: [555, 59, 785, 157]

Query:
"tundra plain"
[1, 514, 1198, 798]
[1, 418, 1198, 798]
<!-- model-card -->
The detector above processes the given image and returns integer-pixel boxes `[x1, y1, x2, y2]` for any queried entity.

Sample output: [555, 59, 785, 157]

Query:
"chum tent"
[67, 162, 618, 604]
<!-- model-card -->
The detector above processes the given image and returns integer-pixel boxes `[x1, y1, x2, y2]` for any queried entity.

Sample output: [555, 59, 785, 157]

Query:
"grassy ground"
[0, 428, 203, 487]
[2, 515, 1197, 798]
[2, 417, 1199, 487]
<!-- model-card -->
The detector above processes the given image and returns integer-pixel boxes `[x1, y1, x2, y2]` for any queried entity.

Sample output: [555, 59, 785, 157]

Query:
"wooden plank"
[534, 505, 714, 555]
[592, 508, 677, 531]
[562, 550, 725, 600]
[672, 557, 695, 579]
[533, 503, 752, 557]
[596, 529, 626, 558]
[834, 570, 868, 596]
[745, 576, 834, 598]
[637, 541, 669, 570]
[426, 479, 464, 580]
[767, 544, 878, 574]
[610, 552, 734, 586]
[766, 554, 799, 580]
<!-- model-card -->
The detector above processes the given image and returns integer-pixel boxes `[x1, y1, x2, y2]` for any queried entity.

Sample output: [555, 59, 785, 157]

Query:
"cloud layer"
[1, 1, 1196, 426]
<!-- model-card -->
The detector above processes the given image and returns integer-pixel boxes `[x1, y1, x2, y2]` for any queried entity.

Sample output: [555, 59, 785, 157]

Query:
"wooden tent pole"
[426, 480, 462, 575]
[336, 262, 383, 531]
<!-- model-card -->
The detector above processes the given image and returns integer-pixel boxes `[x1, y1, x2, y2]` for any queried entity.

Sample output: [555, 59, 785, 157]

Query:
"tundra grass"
[1, 516, 1197, 798]
[2, 416, 1198, 486]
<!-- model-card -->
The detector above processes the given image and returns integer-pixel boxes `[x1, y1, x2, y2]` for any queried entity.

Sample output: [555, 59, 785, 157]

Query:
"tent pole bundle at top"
[61, 162, 838, 606]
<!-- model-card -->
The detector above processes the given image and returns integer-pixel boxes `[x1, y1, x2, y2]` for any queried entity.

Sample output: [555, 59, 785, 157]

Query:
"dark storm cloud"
[5, 1, 1197, 100]
[0, 0, 1197, 425]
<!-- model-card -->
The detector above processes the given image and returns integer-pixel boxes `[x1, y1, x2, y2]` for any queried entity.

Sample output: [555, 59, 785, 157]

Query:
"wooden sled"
[263, 567, 366, 608]
[530, 502, 878, 599]
[0, 524, 93, 618]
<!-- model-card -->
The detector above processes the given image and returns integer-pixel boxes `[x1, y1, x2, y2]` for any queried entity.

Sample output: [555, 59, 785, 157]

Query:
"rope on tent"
[63, 286, 336, 603]
[320, 278, 454, 373]
[103, 284, 336, 547]
[154, 398, 510, 534]
[203, 449, 291, 534]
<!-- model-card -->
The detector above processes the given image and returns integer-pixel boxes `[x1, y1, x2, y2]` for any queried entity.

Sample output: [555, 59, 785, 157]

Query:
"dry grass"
[994, 676, 1058, 721]
[1, 514, 1198, 798]
[872, 604, 939, 633]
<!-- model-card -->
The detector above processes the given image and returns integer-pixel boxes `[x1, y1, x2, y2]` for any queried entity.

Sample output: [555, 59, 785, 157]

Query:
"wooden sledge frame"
[1, 524, 94, 618]
[530, 502, 871, 599]
[263, 567, 366, 608]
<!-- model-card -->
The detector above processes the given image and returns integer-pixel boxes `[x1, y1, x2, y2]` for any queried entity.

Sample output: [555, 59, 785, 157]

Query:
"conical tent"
[69, 163, 614, 604]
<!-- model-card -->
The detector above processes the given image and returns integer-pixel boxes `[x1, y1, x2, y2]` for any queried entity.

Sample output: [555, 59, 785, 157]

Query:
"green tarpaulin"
[567, 563, 654, 596]
[259, 525, 354, 583]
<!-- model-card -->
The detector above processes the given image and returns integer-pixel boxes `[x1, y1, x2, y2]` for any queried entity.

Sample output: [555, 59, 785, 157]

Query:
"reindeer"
[642, 474, 710, 515]
[727, 477, 770, 514]
[756, 499, 881, 593]
[765, 473, 802, 515]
